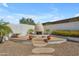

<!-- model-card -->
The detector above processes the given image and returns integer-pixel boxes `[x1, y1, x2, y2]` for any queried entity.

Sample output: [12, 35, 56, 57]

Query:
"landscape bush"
[51, 30, 79, 37]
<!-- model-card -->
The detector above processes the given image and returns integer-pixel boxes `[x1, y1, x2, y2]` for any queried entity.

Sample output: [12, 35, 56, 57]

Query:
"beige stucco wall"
[44, 21, 79, 31]
[7, 21, 79, 35]
[8, 24, 34, 35]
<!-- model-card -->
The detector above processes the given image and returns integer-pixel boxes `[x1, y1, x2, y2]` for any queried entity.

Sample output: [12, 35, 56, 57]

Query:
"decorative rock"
[32, 48, 55, 54]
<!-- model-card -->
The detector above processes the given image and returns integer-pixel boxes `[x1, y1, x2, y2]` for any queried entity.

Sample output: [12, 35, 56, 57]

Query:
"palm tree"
[0, 20, 12, 43]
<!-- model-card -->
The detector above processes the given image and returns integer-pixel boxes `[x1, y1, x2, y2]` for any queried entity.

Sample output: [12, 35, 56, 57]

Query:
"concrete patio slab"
[32, 47, 55, 54]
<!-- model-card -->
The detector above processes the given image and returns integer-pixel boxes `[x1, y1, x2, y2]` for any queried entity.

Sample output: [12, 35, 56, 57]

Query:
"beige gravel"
[0, 41, 79, 56]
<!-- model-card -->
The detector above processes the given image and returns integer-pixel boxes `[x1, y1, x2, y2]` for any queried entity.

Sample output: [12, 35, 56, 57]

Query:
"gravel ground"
[0, 41, 79, 56]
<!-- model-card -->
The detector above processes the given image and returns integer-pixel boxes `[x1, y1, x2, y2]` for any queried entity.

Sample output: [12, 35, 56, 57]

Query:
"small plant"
[45, 29, 51, 34]
[28, 29, 34, 34]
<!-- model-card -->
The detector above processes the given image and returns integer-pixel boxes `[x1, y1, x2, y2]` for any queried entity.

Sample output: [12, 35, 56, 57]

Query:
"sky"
[0, 3, 79, 24]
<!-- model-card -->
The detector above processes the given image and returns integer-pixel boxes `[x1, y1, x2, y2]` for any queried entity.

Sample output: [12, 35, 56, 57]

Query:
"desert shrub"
[51, 30, 79, 37]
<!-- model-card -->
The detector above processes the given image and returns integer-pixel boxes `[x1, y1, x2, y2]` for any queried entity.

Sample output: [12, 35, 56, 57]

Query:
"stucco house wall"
[8, 24, 34, 35]
[44, 21, 79, 31]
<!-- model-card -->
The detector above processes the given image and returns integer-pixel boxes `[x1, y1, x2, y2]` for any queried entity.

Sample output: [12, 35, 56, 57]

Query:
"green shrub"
[51, 30, 79, 37]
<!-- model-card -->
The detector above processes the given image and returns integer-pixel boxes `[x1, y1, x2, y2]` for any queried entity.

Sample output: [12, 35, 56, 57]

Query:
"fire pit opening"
[36, 32, 42, 35]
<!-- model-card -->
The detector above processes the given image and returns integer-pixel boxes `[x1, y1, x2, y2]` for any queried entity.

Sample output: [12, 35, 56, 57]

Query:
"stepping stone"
[33, 43, 47, 47]
[32, 48, 55, 54]
[29, 54, 52, 56]
[32, 38, 48, 47]
[0, 53, 9, 56]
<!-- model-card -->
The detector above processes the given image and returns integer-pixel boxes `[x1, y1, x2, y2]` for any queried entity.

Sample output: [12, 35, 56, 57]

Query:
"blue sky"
[0, 3, 79, 24]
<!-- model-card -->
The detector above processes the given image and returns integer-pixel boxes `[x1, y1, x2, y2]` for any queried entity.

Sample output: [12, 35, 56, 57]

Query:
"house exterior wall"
[8, 24, 34, 35]
[44, 21, 79, 31]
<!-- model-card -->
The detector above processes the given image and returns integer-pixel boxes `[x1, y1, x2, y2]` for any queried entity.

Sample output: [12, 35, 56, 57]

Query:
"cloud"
[0, 8, 10, 15]
[74, 13, 79, 17]
[49, 16, 64, 22]
[4, 15, 19, 23]
[0, 7, 64, 24]
[2, 3, 8, 7]
[0, 13, 64, 24]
